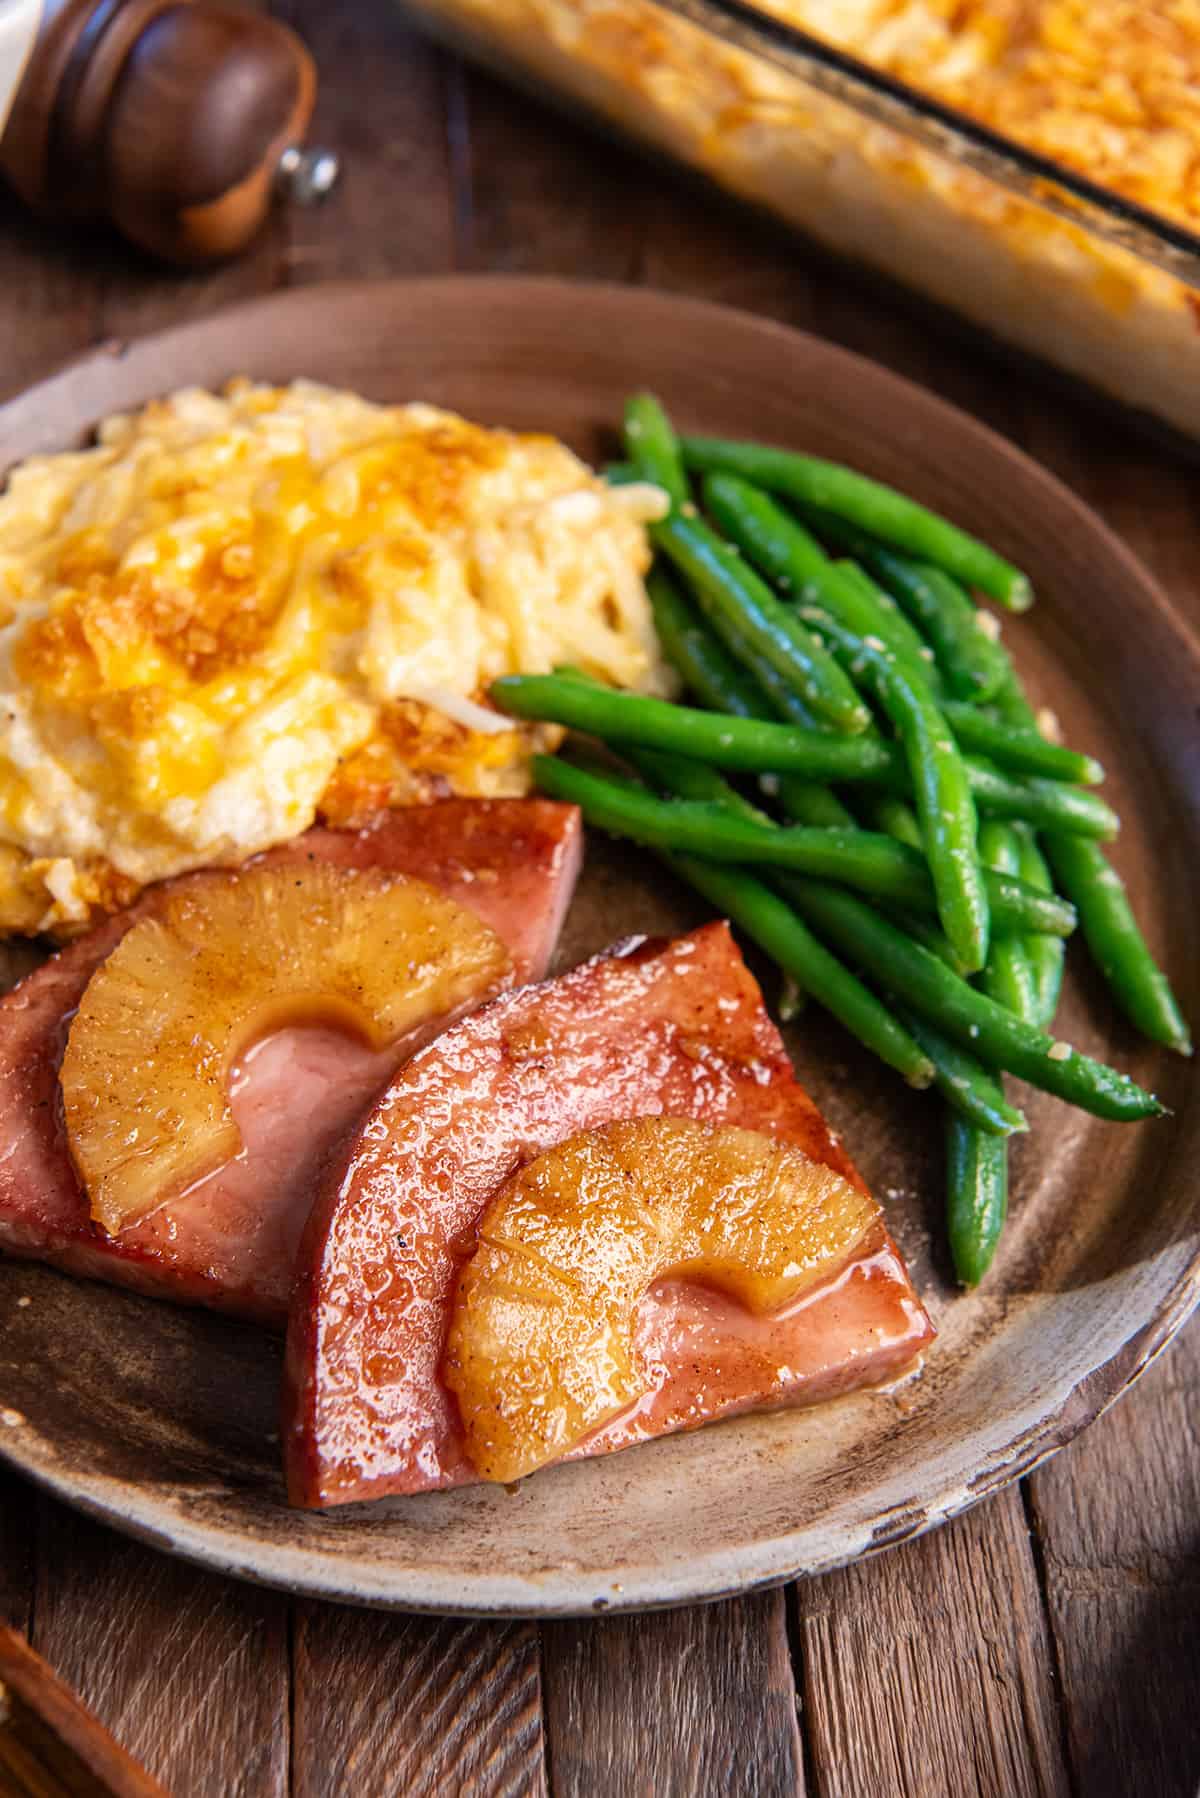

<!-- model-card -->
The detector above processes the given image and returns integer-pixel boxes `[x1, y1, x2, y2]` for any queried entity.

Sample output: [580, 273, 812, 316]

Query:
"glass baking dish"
[399, 0, 1200, 441]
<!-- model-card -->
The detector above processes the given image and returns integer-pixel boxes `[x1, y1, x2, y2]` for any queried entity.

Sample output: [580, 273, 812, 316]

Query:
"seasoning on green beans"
[963, 760, 1117, 839]
[943, 702, 1103, 786]
[803, 608, 991, 974]
[854, 793, 924, 851]
[533, 754, 1072, 936]
[493, 673, 896, 778]
[1015, 826, 1065, 1030]
[653, 512, 872, 733]
[832, 560, 942, 689]
[775, 777, 857, 830]
[646, 567, 767, 721]
[652, 566, 824, 728]
[977, 822, 1039, 1023]
[616, 757, 935, 1086]
[950, 822, 1045, 1285]
[775, 876, 1162, 1120]
[625, 745, 768, 823]
[700, 472, 932, 687]
[495, 672, 1106, 842]
[968, 667, 1186, 1048]
[894, 1008, 1027, 1136]
[680, 435, 1034, 610]
[606, 745, 935, 1085]
[891, 910, 969, 975]
[805, 511, 1015, 703]
[946, 1118, 1008, 1288]
[623, 392, 690, 508]
[1045, 833, 1192, 1055]
[671, 854, 936, 1087]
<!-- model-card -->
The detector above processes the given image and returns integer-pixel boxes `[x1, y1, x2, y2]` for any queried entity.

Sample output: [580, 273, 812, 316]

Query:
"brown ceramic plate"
[0, 279, 1196, 1616]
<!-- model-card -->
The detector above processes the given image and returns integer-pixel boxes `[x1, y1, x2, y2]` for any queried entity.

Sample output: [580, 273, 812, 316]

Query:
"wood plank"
[795, 1488, 1070, 1798]
[1027, 1313, 1200, 1798]
[452, 107, 804, 1796]
[0, 195, 104, 399]
[31, 1499, 289, 1798]
[0, 1471, 35, 1637]
[242, 21, 553, 1798]
[293, 1606, 545, 1797]
[541, 1591, 803, 1797]
[274, 0, 456, 284]
[0, 1623, 168, 1797]
[450, 62, 646, 279]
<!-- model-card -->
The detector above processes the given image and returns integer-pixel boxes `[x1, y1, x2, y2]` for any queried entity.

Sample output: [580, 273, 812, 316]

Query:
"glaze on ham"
[0, 799, 582, 1325]
[284, 922, 934, 1508]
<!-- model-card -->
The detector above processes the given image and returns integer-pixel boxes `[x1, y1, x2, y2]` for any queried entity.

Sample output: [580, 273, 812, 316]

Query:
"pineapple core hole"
[444, 1117, 877, 1483]
[61, 862, 511, 1237]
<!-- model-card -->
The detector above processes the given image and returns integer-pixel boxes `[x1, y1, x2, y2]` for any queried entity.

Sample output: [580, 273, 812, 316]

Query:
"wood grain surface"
[0, 1, 1196, 1794]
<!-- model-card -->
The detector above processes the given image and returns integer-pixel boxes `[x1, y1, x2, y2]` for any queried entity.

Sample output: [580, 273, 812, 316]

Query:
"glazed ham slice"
[0, 799, 582, 1325]
[284, 921, 934, 1509]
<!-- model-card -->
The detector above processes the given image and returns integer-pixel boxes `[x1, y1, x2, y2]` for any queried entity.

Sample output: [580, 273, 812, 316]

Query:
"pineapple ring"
[62, 863, 512, 1237]
[444, 1117, 877, 1483]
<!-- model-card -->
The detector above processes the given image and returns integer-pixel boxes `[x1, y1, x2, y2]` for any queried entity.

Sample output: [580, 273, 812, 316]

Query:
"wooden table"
[0, 5, 1197, 1793]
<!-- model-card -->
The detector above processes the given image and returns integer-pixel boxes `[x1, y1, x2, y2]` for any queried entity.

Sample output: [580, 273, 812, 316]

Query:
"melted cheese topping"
[0, 381, 669, 934]
[758, 0, 1200, 229]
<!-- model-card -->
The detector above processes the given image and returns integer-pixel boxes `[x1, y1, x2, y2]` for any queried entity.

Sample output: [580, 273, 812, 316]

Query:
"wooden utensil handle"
[0, 1624, 168, 1796]
[1, 0, 318, 264]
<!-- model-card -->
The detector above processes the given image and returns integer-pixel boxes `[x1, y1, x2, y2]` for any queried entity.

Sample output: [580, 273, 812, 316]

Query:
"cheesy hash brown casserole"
[408, 0, 1200, 435]
[0, 381, 669, 936]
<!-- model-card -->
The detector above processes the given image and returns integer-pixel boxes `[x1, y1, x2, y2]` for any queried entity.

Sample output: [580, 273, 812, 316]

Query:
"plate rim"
[0, 273, 1197, 1616]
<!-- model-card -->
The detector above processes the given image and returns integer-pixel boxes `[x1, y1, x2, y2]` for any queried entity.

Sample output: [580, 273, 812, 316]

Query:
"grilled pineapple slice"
[62, 863, 511, 1236]
[445, 1117, 876, 1482]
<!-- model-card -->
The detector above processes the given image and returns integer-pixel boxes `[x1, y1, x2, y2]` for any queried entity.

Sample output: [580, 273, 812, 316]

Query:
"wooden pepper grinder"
[0, 0, 338, 265]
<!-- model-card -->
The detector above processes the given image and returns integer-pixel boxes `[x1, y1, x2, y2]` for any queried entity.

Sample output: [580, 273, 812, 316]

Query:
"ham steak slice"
[284, 921, 934, 1509]
[0, 799, 582, 1326]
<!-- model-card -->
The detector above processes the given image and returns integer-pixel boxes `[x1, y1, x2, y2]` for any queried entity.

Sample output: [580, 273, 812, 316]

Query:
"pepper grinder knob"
[0, 0, 338, 265]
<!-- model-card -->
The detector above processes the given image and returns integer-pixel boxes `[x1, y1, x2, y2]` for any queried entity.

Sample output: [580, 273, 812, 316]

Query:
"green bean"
[804, 609, 990, 974]
[775, 777, 857, 829]
[496, 673, 1106, 844]
[951, 823, 1043, 1284]
[531, 754, 1072, 936]
[855, 793, 923, 851]
[989, 672, 1039, 728]
[977, 823, 1039, 1022]
[623, 393, 689, 508]
[1015, 826, 1065, 1030]
[718, 628, 826, 729]
[832, 561, 943, 689]
[774, 877, 1162, 1120]
[652, 555, 828, 730]
[805, 512, 1015, 702]
[493, 673, 896, 777]
[616, 749, 934, 1084]
[892, 911, 969, 975]
[964, 760, 1117, 840]
[680, 436, 1034, 610]
[652, 513, 872, 733]
[603, 461, 639, 486]
[623, 740, 964, 964]
[699, 473, 932, 686]
[946, 1118, 1008, 1287]
[670, 855, 935, 1087]
[1045, 833, 1192, 1055]
[981, 678, 1183, 1045]
[943, 703, 1103, 785]
[626, 746, 768, 824]
[894, 1009, 1027, 1135]
[646, 568, 767, 720]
